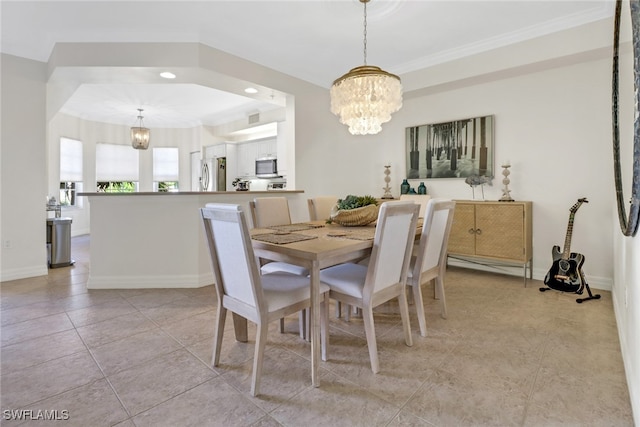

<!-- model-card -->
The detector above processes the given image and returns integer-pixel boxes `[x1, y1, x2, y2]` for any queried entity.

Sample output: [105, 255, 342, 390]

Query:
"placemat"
[252, 232, 318, 245]
[326, 230, 375, 241]
[268, 223, 325, 232]
[344, 231, 375, 241]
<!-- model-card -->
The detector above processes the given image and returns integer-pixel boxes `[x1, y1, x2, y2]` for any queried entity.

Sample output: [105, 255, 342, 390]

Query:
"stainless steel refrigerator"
[201, 157, 226, 191]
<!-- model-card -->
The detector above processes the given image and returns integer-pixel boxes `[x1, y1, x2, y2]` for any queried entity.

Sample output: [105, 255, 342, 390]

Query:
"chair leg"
[435, 276, 447, 319]
[251, 322, 269, 397]
[362, 305, 380, 373]
[321, 294, 329, 361]
[407, 288, 415, 305]
[281, 311, 308, 338]
[343, 304, 360, 321]
[412, 282, 428, 338]
[299, 309, 306, 339]
[212, 306, 227, 367]
[398, 289, 413, 347]
[335, 301, 342, 318]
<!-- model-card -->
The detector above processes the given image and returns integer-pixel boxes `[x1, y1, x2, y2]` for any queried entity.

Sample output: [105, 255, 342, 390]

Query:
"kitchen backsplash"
[247, 177, 286, 191]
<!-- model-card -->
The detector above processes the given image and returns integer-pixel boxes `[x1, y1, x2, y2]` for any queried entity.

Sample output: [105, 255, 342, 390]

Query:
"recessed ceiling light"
[244, 87, 258, 94]
[160, 72, 176, 79]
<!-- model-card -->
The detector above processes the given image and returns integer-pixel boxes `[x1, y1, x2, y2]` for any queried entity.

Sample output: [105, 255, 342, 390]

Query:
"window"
[153, 147, 179, 192]
[96, 143, 139, 192]
[59, 137, 83, 206]
[96, 181, 136, 192]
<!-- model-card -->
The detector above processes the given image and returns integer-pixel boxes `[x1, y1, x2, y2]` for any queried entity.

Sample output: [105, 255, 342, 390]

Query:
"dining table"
[230, 217, 423, 388]
[224, 220, 375, 388]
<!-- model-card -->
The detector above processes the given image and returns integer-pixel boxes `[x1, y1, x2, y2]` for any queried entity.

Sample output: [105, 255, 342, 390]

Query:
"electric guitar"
[544, 198, 588, 293]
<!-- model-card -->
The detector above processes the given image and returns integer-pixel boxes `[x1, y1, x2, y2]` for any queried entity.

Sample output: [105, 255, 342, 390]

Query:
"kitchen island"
[79, 191, 305, 289]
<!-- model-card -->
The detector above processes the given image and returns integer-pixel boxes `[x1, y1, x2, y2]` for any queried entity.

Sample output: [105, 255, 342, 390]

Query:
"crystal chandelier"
[330, 0, 402, 135]
[130, 108, 150, 150]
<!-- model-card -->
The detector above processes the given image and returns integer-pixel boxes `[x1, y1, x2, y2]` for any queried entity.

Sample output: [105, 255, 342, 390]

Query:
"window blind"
[60, 137, 83, 181]
[96, 143, 139, 181]
[153, 147, 179, 181]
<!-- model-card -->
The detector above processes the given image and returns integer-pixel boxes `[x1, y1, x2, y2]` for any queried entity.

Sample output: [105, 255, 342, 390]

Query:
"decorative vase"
[418, 182, 427, 194]
[400, 179, 410, 194]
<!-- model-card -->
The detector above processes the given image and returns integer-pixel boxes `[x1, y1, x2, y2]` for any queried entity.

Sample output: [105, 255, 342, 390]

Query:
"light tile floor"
[0, 235, 633, 426]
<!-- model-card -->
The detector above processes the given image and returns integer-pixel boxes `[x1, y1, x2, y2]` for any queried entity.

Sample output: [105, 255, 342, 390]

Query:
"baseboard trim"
[87, 272, 215, 289]
[447, 258, 612, 291]
[0, 265, 48, 282]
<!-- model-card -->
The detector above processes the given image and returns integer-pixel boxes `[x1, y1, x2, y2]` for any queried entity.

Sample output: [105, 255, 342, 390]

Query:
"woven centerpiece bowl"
[330, 204, 380, 226]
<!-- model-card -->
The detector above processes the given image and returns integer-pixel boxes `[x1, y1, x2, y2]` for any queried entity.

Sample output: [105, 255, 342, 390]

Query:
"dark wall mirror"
[612, 0, 640, 236]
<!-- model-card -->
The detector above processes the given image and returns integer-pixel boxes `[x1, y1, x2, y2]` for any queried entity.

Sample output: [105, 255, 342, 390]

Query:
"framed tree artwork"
[405, 115, 494, 180]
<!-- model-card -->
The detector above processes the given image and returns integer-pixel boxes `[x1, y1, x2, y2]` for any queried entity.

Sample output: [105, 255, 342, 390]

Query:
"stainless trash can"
[46, 217, 74, 268]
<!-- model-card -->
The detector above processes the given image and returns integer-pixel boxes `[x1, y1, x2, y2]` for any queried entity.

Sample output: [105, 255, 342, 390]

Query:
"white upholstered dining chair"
[200, 203, 329, 396]
[407, 199, 456, 337]
[249, 197, 309, 276]
[250, 197, 292, 228]
[319, 201, 420, 373]
[307, 196, 338, 221]
[399, 194, 431, 218]
[250, 197, 310, 337]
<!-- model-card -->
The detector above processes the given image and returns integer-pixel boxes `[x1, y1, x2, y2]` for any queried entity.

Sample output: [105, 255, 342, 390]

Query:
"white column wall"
[1, 54, 49, 280]
[84, 192, 308, 289]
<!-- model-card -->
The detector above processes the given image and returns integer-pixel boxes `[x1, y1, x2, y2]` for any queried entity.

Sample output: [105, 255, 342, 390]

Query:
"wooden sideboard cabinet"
[447, 200, 533, 283]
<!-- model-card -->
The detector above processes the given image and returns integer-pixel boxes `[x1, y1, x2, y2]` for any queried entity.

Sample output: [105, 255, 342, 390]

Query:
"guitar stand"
[539, 269, 601, 303]
[575, 282, 601, 303]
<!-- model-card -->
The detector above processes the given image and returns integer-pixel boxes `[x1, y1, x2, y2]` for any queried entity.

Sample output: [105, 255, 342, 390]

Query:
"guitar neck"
[562, 213, 575, 259]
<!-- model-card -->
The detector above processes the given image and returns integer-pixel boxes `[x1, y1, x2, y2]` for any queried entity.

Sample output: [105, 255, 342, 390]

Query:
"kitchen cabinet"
[256, 138, 277, 159]
[235, 138, 278, 177]
[204, 144, 226, 159]
[276, 128, 287, 177]
[236, 143, 257, 177]
[447, 200, 533, 282]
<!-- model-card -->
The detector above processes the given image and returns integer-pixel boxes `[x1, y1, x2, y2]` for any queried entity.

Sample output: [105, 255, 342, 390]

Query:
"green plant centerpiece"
[329, 195, 380, 226]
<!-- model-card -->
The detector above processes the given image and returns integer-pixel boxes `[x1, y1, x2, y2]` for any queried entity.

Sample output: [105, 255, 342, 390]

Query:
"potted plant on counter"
[329, 195, 379, 226]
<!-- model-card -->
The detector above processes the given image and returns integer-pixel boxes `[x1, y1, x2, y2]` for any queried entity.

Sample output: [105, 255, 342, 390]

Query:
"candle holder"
[499, 162, 514, 202]
[382, 165, 394, 199]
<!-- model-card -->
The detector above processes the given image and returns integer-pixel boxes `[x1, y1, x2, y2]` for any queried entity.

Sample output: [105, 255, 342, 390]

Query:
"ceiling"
[1, 1, 614, 129]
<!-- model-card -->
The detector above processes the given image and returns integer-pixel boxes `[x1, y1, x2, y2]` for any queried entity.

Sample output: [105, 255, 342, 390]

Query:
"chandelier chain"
[362, 0, 368, 65]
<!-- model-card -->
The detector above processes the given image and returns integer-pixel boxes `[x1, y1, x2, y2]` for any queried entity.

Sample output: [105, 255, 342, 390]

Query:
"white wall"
[614, 230, 640, 425]
[402, 58, 614, 288]
[1, 54, 49, 280]
[610, 11, 640, 418]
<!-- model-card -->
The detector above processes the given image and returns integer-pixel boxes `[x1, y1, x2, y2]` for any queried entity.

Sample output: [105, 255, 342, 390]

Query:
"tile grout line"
[64, 309, 134, 423]
[520, 334, 551, 426]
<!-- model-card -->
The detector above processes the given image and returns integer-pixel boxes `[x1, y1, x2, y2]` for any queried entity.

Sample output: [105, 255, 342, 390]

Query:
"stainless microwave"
[255, 157, 278, 178]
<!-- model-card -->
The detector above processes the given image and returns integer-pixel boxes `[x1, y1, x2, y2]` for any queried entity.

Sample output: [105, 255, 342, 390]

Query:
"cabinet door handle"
[475, 229, 482, 235]
[468, 228, 475, 234]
